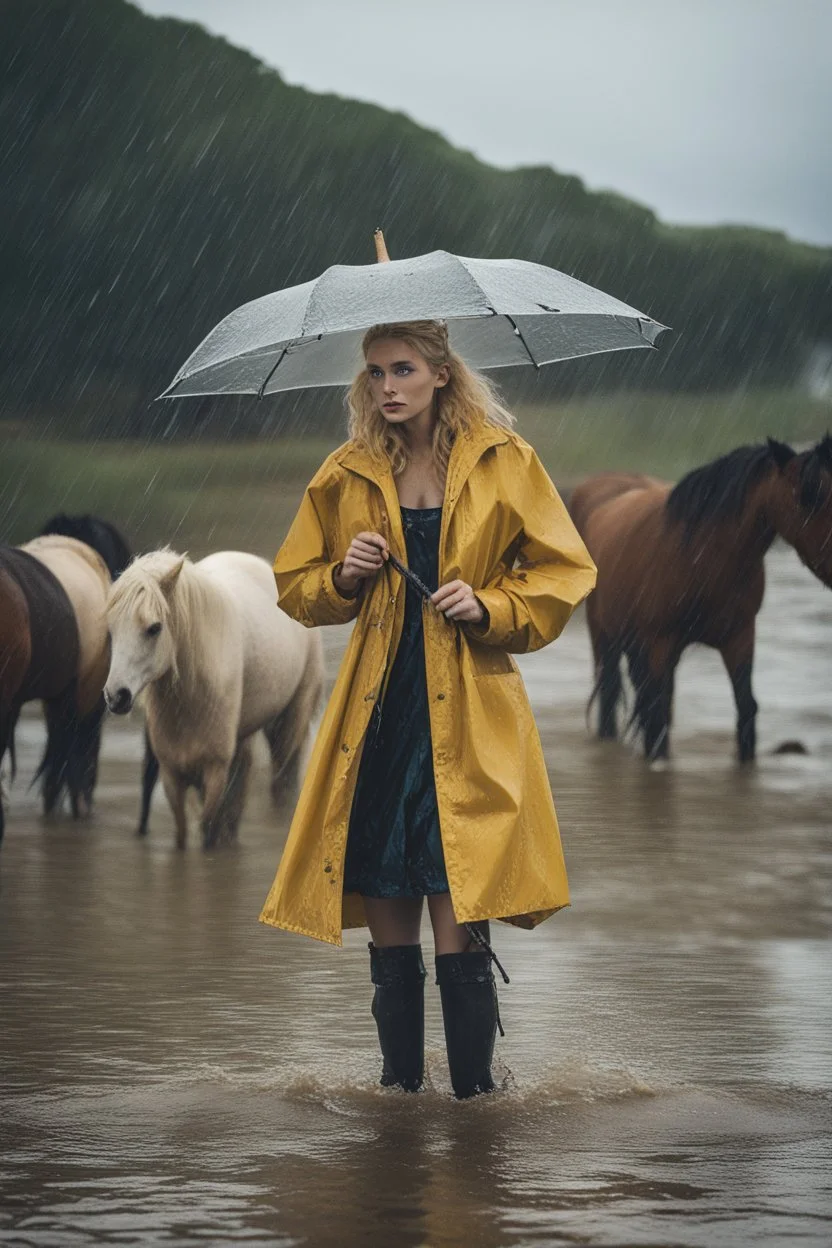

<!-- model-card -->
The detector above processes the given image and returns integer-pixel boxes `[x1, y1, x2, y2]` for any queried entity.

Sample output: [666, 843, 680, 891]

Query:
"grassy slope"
[2, 390, 827, 559]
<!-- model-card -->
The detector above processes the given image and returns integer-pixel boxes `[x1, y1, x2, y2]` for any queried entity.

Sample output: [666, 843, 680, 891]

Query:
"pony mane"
[665, 444, 776, 537]
[107, 548, 229, 684]
[107, 548, 179, 627]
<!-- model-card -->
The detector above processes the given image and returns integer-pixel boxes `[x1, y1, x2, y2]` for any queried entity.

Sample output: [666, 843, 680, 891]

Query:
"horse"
[104, 548, 323, 848]
[0, 536, 111, 838]
[41, 512, 160, 835]
[20, 536, 113, 815]
[569, 435, 832, 763]
[40, 513, 133, 580]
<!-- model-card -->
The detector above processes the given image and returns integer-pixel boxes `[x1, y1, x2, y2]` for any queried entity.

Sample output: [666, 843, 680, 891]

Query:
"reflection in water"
[0, 548, 830, 1246]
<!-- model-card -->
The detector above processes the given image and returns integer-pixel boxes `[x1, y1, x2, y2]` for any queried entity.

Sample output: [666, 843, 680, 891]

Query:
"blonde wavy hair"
[347, 321, 515, 479]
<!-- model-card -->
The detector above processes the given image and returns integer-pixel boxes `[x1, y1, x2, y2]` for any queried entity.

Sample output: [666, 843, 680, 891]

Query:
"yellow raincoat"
[260, 423, 597, 945]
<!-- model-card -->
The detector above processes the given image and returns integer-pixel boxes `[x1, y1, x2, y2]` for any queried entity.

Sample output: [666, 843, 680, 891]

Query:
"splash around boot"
[259, 320, 597, 1096]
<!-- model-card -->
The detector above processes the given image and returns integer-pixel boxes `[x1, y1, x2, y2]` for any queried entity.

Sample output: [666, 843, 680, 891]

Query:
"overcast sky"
[136, 0, 832, 246]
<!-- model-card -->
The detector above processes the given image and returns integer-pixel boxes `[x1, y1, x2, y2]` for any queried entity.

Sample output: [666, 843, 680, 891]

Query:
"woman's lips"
[383, 402, 404, 411]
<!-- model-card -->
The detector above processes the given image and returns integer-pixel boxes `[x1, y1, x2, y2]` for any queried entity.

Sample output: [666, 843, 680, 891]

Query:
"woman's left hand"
[431, 580, 485, 623]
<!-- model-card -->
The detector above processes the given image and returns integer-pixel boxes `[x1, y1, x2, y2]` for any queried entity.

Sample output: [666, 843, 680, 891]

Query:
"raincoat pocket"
[466, 642, 517, 679]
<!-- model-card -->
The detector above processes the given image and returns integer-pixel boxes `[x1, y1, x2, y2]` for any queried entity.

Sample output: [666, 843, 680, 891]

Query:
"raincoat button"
[437, 693, 446, 701]
[341, 743, 349, 753]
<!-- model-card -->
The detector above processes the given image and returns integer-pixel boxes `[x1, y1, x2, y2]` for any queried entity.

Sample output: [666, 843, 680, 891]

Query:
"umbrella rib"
[505, 315, 539, 370]
[257, 347, 288, 399]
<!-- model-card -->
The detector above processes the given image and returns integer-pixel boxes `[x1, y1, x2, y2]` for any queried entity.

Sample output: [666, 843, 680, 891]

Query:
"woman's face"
[365, 338, 449, 426]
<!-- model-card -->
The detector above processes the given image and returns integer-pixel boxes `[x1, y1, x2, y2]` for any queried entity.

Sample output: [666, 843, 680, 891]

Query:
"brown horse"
[0, 546, 79, 840]
[570, 436, 832, 762]
[0, 536, 112, 839]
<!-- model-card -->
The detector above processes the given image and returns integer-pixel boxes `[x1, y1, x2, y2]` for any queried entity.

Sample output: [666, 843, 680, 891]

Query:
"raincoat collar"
[334, 423, 510, 506]
[335, 424, 510, 564]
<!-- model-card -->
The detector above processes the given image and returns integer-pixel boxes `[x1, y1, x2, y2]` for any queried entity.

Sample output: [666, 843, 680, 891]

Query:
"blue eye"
[396, 366, 412, 375]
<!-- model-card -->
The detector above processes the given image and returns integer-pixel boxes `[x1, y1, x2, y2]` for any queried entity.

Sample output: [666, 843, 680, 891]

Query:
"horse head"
[768, 434, 832, 587]
[105, 551, 187, 714]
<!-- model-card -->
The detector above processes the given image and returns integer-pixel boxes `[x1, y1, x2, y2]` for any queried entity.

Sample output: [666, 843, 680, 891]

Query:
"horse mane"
[108, 549, 229, 682]
[665, 444, 776, 538]
[798, 433, 832, 513]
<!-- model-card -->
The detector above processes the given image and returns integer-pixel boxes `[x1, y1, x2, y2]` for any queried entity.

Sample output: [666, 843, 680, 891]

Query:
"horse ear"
[767, 438, 795, 471]
[159, 555, 187, 595]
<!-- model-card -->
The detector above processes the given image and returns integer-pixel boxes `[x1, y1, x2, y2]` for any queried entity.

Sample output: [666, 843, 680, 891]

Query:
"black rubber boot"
[435, 950, 499, 1099]
[369, 943, 426, 1093]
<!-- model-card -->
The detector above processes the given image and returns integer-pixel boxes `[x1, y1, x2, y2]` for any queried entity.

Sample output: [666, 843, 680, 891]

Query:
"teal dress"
[344, 506, 450, 899]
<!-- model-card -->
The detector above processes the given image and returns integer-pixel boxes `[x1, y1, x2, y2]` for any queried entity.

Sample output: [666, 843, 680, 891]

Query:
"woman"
[260, 320, 596, 1097]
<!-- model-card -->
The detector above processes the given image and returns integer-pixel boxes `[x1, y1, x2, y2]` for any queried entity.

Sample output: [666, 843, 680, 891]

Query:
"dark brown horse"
[0, 546, 80, 840]
[570, 436, 832, 762]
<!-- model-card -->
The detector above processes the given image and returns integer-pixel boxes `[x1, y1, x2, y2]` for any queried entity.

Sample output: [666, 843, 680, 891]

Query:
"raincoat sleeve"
[273, 466, 363, 628]
[467, 445, 597, 653]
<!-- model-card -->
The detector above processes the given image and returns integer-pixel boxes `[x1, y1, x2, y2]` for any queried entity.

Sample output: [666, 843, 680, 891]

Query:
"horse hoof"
[772, 739, 808, 756]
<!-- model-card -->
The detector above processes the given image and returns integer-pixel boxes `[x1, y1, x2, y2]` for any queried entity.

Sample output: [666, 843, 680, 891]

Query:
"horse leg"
[69, 696, 106, 818]
[0, 711, 12, 844]
[161, 765, 188, 849]
[39, 686, 79, 817]
[200, 759, 232, 851]
[136, 730, 160, 837]
[263, 641, 323, 804]
[213, 739, 252, 845]
[720, 627, 758, 764]
[586, 594, 623, 740]
[629, 640, 676, 761]
[592, 631, 623, 740]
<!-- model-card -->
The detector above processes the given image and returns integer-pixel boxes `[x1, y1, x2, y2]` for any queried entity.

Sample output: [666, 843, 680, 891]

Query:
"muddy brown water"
[1, 546, 830, 1247]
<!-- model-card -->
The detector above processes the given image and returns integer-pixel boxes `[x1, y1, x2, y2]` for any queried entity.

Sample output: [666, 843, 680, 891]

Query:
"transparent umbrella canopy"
[159, 231, 668, 399]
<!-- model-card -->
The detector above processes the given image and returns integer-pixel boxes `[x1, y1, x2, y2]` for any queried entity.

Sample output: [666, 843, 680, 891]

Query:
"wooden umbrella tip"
[374, 228, 391, 263]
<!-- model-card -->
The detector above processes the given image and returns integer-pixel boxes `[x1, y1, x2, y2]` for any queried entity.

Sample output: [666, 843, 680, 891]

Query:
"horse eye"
[146, 622, 162, 638]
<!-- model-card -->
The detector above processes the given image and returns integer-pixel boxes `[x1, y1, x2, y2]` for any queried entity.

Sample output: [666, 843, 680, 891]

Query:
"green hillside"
[2, 0, 831, 435]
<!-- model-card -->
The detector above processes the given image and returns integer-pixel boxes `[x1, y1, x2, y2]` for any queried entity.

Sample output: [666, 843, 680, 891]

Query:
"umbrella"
[159, 231, 667, 399]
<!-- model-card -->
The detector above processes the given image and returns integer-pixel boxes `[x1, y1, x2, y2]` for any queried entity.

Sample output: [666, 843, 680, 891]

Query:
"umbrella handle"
[386, 550, 433, 601]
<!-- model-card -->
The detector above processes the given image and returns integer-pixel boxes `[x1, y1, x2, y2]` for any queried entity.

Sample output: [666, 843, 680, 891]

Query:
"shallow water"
[1, 545, 830, 1247]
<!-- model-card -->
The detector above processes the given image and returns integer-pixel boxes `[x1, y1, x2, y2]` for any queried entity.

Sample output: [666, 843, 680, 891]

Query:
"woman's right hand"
[333, 531, 389, 596]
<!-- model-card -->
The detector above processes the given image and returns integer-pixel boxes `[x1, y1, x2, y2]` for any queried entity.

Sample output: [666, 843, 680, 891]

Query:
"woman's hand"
[333, 531, 389, 597]
[431, 580, 485, 624]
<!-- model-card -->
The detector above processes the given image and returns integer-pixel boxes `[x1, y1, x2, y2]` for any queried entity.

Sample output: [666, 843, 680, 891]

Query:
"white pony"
[105, 549, 323, 848]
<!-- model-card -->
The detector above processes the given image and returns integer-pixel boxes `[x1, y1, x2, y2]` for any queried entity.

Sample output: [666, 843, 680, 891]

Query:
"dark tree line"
[2, 0, 831, 436]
